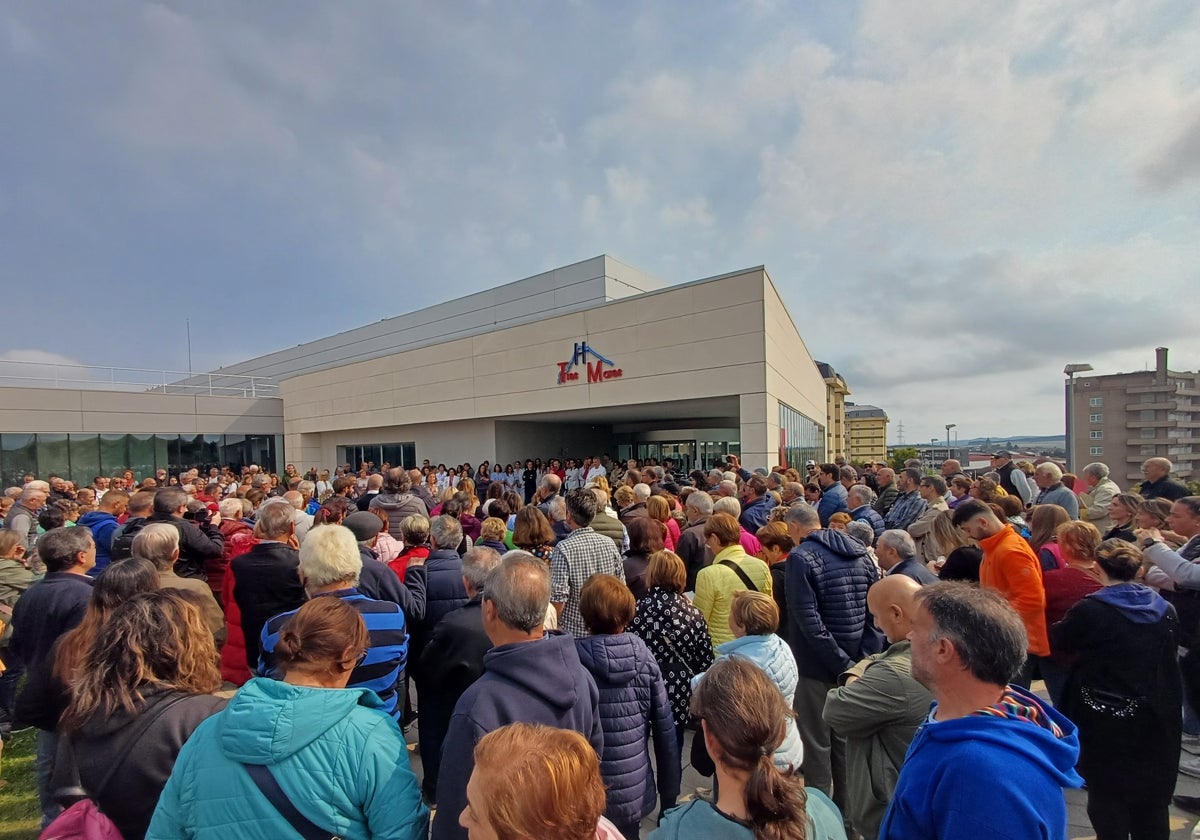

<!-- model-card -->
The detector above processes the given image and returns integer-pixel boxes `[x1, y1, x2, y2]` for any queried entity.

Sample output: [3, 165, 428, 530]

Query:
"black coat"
[1052, 587, 1181, 801]
[231, 542, 305, 670]
[145, 513, 224, 580]
[416, 595, 493, 795]
[675, 519, 713, 592]
[409, 549, 468, 664]
[65, 689, 227, 840]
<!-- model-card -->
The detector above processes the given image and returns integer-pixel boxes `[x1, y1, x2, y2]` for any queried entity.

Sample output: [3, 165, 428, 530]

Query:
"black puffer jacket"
[785, 528, 884, 682]
[575, 632, 679, 826]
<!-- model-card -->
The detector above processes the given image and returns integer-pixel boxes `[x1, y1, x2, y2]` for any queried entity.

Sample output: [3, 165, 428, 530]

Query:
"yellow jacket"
[694, 545, 773, 647]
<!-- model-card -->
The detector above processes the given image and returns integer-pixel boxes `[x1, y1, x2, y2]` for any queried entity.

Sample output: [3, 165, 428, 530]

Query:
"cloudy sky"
[3, 1, 1198, 445]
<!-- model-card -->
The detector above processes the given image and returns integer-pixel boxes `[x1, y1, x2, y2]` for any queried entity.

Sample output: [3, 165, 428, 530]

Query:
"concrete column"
[740, 392, 774, 471]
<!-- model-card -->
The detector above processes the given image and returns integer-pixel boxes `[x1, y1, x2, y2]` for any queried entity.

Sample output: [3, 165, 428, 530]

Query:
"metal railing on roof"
[0, 359, 280, 398]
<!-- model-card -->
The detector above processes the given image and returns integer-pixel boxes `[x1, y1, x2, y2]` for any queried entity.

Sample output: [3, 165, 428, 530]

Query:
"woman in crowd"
[828, 512, 851, 532]
[628, 551, 714, 756]
[460, 722, 621, 840]
[692, 591, 803, 772]
[755, 522, 794, 645]
[59, 590, 226, 840]
[997, 495, 1029, 537]
[1040, 521, 1104, 706]
[624, 516, 666, 601]
[1052, 540, 1180, 840]
[695, 514, 771, 648]
[647, 496, 681, 553]
[1136, 498, 1187, 549]
[651, 657, 846, 840]
[388, 514, 430, 580]
[969, 477, 1005, 504]
[477, 517, 510, 555]
[1103, 493, 1142, 543]
[575, 575, 679, 839]
[512, 505, 556, 562]
[1028, 504, 1071, 571]
[455, 489, 482, 544]
[147, 597, 429, 840]
[926, 510, 982, 582]
[948, 476, 972, 509]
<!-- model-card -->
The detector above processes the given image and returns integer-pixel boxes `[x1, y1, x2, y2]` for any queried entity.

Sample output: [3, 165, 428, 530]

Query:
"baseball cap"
[344, 511, 383, 541]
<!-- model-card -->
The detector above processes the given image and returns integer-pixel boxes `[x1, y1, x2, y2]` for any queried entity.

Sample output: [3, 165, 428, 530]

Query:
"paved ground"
[407, 680, 1200, 838]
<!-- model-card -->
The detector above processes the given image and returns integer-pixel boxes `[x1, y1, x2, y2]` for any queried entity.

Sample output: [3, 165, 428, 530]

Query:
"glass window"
[1088, 413, 1102, 423]
[1140, 428, 1156, 438]
[126, 435, 155, 483]
[1, 433, 37, 487]
[175, 434, 204, 474]
[100, 435, 129, 476]
[36, 434, 70, 479]
[1089, 431, 1103, 440]
[1141, 445, 1157, 455]
[68, 434, 101, 485]
[1089, 397, 1103, 407]
[778, 402, 824, 470]
[1140, 409, 1156, 421]
[1090, 447, 1103, 455]
[153, 435, 170, 475]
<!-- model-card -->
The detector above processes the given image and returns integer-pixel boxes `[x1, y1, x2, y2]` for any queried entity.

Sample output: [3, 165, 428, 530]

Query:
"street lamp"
[945, 423, 956, 462]
[1064, 363, 1094, 473]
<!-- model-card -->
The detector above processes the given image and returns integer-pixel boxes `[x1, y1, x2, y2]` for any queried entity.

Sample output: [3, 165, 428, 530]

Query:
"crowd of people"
[0, 448, 1197, 840]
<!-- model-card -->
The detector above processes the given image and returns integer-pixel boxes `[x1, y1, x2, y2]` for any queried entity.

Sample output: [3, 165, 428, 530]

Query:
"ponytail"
[744, 753, 808, 840]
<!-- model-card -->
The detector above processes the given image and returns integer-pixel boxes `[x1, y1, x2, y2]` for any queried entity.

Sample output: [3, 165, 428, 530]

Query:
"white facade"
[281, 260, 828, 473]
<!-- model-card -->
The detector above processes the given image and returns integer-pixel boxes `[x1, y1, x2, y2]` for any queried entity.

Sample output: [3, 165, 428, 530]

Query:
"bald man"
[823, 576, 933, 840]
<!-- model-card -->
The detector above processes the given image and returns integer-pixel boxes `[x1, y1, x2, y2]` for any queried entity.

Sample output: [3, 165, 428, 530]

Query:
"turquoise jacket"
[147, 678, 429, 840]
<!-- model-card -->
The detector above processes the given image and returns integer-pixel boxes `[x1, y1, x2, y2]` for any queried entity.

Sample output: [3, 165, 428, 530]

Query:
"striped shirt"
[258, 588, 408, 719]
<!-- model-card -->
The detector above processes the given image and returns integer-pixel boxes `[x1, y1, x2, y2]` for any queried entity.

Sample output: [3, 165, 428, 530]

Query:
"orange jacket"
[979, 524, 1050, 656]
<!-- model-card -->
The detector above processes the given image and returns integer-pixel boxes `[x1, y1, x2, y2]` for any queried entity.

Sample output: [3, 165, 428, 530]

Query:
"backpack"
[108, 517, 148, 563]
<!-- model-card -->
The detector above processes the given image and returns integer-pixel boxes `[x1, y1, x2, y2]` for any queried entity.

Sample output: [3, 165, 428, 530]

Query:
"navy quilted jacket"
[785, 528, 885, 682]
[576, 632, 680, 825]
[409, 549, 468, 662]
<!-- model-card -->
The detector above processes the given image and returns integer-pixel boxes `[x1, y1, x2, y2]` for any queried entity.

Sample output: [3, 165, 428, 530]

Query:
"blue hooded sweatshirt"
[1089, 582, 1170, 623]
[78, 510, 119, 576]
[879, 684, 1083, 840]
[146, 678, 429, 840]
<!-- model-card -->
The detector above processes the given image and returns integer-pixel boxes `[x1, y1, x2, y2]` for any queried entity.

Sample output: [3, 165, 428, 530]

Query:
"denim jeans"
[36, 729, 61, 827]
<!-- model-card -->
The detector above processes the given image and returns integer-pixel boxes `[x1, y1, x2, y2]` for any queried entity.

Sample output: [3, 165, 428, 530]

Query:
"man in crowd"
[848, 484, 885, 541]
[883, 468, 927, 531]
[676, 490, 715, 591]
[816, 463, 849, 527]
[144, 486, 224, 580]
[230, 501, 305, 671]
[1139, 457, 1191, 502]
[133, 523, 226, 645]
[784, 503, 883, 818]
[940, 459, 963, 480]
[432, 554, 602, 839]
[356, 472, 384, 511]
[533, 473, 563, 518]
[990, 451, 1030, 502]
[872, 468, 898, 517]
[550, 489, 624, 637]
[739, 473, 773, 532]
[258, 524, 408, 721]
[370, 468, 429, 533]
[5, 483, 47, 557]
[282, 490, 314, 544]
[414, 546, 501, 801]
[780, 481, 805, 509]
[409, 469, 437, 511]
[10, 527, 96, 826]
[876, 530, 937, 584]
[839, 465, 858, 493]
[906, 475, 948, 566]
[1079, 461, 1120, 534]
[951, 499, 1049, 685]
[1033, 462, 1080, 519]
[823, 575, 932, 840]
[880, 583, 1082, 839]
[77, 488, 128, 578]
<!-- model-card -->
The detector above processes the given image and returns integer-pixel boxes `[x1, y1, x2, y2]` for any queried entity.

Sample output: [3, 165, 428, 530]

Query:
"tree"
[889, 447, 919, 471]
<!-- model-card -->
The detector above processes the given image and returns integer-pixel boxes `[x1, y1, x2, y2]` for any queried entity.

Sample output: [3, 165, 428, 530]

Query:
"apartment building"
[846, 402, 889, 463]
[1070, 347, 1199, 484]
[816, 362, 851, 460]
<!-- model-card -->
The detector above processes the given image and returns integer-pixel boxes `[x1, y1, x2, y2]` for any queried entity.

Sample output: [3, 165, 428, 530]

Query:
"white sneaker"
[1179, 754, 1200, 779]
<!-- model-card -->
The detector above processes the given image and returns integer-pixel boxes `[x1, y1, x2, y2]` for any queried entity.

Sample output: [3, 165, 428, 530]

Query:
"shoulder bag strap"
[719, 559, 758, 593]
[245, 763, 339, 840]
[89, 693, 189, 798]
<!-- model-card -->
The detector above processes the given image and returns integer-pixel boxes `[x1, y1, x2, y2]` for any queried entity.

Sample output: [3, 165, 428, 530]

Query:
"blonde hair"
[731, 590, 780, 636]
[472, 723, 606, 840]
[480, 516, 508, 543]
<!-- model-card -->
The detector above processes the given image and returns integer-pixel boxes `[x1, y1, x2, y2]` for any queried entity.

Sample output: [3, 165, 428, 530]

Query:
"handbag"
[244, 763, 339, 840]
[719, 559, 759, 592]
[41, 695, 187, 840]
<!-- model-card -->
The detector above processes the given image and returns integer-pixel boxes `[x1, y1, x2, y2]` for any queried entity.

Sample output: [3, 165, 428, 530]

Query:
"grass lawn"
[0, 729, 40, 840]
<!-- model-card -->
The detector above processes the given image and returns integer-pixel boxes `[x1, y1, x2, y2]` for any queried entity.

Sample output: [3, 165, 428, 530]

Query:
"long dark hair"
[691, 657, 808, 840]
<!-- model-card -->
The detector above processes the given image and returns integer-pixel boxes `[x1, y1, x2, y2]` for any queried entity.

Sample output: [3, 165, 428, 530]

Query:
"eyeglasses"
[355, 649, 369, 667]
